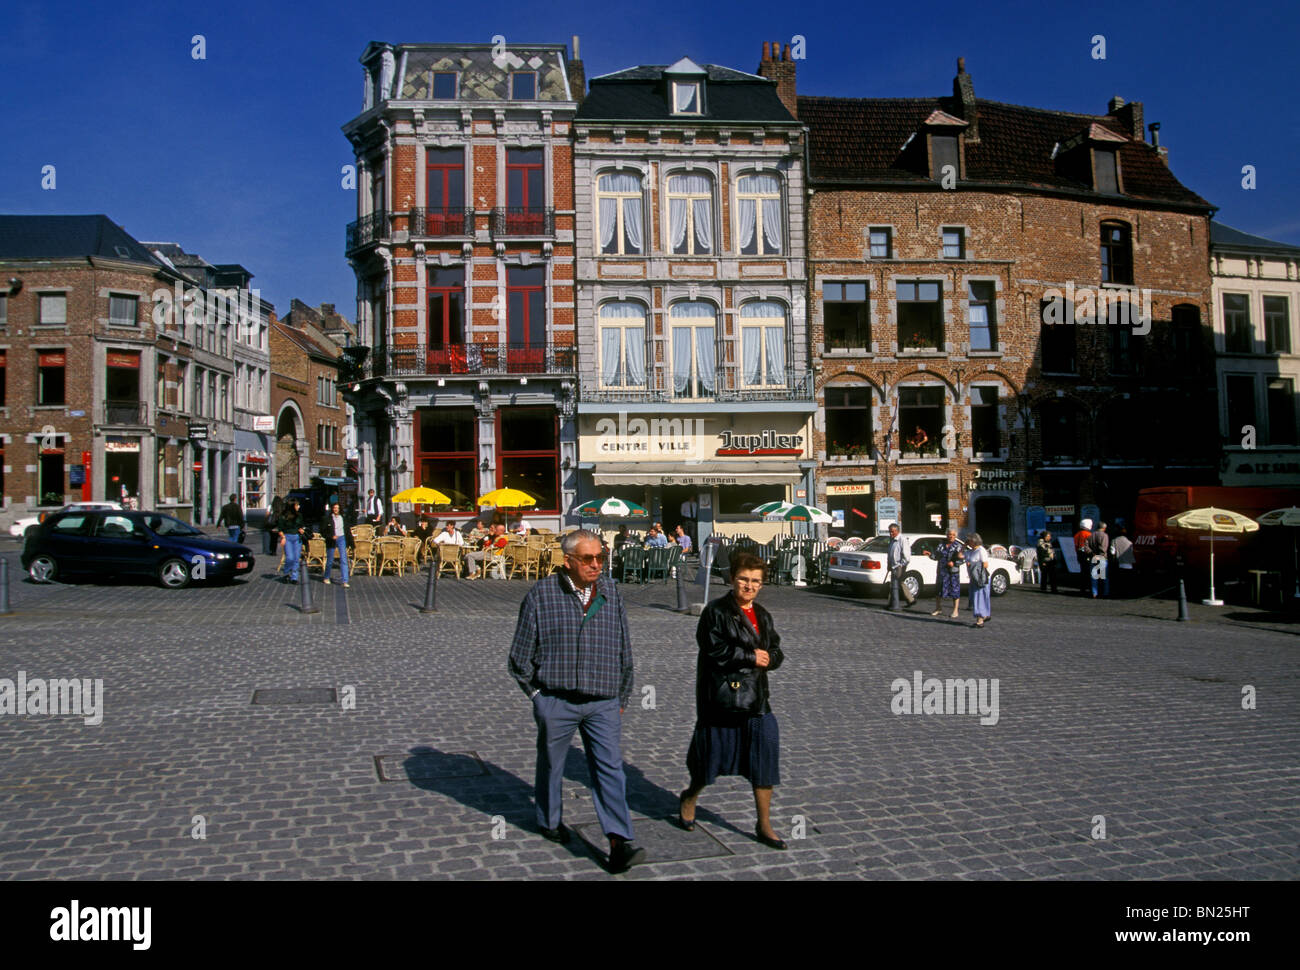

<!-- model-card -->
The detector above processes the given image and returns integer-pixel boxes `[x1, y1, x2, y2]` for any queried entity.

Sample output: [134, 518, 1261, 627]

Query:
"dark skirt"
[687, 712, 780, 787]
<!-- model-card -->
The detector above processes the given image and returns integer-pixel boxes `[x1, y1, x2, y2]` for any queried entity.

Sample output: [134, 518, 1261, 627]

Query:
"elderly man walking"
[508, 529, 646, 873]
[886, 523, 916, 608]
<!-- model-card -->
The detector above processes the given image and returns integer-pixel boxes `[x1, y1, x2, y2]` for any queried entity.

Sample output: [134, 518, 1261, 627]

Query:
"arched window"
[738, 301, 787, 387]
[596, 172, 644, 255]
[736, 173, 782, 255]
[1100, 221, 1133, 285]
[669, 301, 717, 398]
[597, 302, 647, 389]
[666, 173, 713, 255]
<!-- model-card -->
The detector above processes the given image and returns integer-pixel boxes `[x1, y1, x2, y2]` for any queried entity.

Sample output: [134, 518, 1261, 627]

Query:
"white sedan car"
[827, 533, 1022, 598]
[9, 501, 122, 538]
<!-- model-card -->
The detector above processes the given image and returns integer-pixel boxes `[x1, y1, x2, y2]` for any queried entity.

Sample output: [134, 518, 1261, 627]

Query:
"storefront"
[578, 413, 814, 545]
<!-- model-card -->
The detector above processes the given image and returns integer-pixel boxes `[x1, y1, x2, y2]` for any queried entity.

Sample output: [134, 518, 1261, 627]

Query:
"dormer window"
[510, 72, 537, 100]
[673, 81, 702, 114]
[931, 135, 959, 181]
[1094, 148, 1119, 193]
[432, 72, 458, 100]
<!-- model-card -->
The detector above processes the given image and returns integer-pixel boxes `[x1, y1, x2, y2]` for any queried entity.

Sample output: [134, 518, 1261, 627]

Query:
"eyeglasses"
[568, 553, 606, 565]
[735, 578, 763, 587]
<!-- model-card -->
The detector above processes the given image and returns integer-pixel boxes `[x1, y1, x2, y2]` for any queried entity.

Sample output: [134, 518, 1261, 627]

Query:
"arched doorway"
[275, 404, 303, 496]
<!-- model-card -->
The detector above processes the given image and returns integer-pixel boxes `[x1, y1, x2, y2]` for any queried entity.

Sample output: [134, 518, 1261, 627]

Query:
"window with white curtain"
[596, 172, 644, 255]
[667, 173, 713, 255]
[739, 301, 787, 387]
[669, 301, 717, 399]
[736, 174, 783, 255]
[598, 302, 647, 389]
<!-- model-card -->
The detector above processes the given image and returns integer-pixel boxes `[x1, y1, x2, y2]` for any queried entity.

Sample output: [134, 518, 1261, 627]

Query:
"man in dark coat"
[320, 501, 355, 587]
[217, 494, 244, 542]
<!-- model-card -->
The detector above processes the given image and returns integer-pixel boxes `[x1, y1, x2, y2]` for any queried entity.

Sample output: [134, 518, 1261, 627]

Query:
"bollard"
[1176, 578, 1190, 622]
[675, 560, 689, 613]
[887, 568, 901, 611]
[0, 558, 12, 616]
[298, 559, 320, 614]
[420, 558, 439, 613]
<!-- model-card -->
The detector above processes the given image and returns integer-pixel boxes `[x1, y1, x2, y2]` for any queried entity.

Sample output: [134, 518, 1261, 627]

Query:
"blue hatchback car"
[22, 509, 255, 588]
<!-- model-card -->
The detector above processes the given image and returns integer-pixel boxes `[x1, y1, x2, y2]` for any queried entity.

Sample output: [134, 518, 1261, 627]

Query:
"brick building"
[799, 60, 1216, 544]
[0, 216, 273, 528]
[269, 300, 356, 496]
[572, 42, 814, 544]
[341, 41, 581, 527]
[1211, 222, 1300, 487]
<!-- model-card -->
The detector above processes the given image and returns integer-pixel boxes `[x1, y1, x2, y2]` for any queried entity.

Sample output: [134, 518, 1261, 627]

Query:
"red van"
[1132, 486, 1300, 584]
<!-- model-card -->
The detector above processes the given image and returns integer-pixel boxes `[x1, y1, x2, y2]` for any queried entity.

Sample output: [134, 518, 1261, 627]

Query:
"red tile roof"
[798, 95, 1212, 209]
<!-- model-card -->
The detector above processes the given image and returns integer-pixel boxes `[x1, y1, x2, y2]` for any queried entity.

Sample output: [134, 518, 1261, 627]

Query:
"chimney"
[567, 35, 585, 105]
[952, 56, 979, 143]
[1148, 122, 1168, 163]
[1108, 96, 1145, 141]
[757, 39, 797, 119]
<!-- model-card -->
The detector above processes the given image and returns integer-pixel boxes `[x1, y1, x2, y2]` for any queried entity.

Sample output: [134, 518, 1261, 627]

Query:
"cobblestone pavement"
[0, 539, 1296, 881]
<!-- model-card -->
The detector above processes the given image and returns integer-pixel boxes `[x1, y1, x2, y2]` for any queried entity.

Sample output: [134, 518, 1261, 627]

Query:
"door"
[974, 496, 1012, 546]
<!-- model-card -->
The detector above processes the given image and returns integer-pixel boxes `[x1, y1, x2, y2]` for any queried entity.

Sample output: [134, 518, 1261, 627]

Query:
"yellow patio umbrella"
[1165, 507, 1259, 606]
[391, 486, 453, 505]
[477, 487, 538, 509]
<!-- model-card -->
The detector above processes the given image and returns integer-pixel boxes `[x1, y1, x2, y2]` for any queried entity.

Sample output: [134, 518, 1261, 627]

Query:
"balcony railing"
[491, 207, 554, 237]
[407, 207, 476, 238]
[583, 368, 814, 404]
[345, 210, 388, 253]
[368, 343, 577, 378]
[99, 400, 149, 425]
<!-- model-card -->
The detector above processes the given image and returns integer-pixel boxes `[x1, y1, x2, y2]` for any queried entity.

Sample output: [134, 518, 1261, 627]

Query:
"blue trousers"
[1091, 560, 1109, 597]
[282, 534, 301, 580]
[227, 526, 241, 542]
[323, 536, 349, 583]
[532, 693, 634, 840]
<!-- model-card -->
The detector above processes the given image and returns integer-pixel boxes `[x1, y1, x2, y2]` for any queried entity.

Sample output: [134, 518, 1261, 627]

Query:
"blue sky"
[3, 0, 1296, 317]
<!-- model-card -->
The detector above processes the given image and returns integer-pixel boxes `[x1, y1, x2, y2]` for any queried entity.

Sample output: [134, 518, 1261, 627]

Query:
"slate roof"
[578, 64, 795, 123]
[386, 45, 572, 102]
[0, 215, 164, 266]
[798, 95, 1211, 209]
[1210, 221, 1300, 255]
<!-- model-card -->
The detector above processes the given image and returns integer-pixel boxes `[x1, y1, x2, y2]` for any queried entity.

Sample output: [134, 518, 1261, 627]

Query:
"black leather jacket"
[695, 594, 784, 723]
[319, 513, 355, 548]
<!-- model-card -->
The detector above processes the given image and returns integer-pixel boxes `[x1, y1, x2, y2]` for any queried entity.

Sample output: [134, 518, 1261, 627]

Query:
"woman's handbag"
[968, 560, 990, 588]
[709, 666, 763, 716]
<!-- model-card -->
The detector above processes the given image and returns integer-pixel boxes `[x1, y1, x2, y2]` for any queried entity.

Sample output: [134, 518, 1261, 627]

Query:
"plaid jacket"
[508, 573, 634, 708]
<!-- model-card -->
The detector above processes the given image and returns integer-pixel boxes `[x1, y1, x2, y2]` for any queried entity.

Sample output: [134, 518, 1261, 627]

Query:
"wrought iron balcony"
[99, 400, 150, 425]
[368, 343, 577, 378]
[490, 207, 554, 238]
[407, 207, 476, 238]
[583, 368, 814, 404]
[345, 210, 389, 253]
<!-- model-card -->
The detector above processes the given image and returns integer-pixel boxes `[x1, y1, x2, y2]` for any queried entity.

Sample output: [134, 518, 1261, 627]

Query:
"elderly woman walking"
[678, 552, 788, 849]
[930, 529, 965, 619]
[965, 533, 992, 628]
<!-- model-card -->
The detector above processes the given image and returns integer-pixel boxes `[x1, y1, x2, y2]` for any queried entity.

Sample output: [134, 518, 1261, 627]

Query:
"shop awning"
[591, 462, 803, 486]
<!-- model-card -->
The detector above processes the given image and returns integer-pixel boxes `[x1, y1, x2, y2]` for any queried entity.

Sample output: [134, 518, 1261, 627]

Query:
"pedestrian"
[886, 523, 916, 607]
[465, 523, 508, 579]
[278, 499, 306, 583]
[1112, 526, 1135, 597]
[364, 489, 384, 525]
[265, 494, 283, 555]
[1036, 530, 1059, 593]
[965, 533, 992, 628]
[1073, 518, 1094, 595]
[680, 496, 698, 544]
[1089, 521, 1110, 598]
[508, 529, 645, 873]
[217, 493, 244, 543]
[930, 528, 965, 618]
[320, 501, 353, 587]
[678, 552, 787, 850]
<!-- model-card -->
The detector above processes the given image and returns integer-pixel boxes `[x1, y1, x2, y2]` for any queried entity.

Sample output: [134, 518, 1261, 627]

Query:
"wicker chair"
[548, 544, 566, 574]
[375, 537, 403, 576]
[350, 538, 375, 576]
[400, 537, 422, 576]
[519, 542, 543, 580]
[436, 542, 462, 578]
[350, 524, 375, 542]
[305, 535, 327, 571]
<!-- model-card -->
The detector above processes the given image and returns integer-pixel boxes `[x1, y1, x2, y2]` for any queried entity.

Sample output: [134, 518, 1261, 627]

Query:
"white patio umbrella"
[1165, 507, 1260, 606]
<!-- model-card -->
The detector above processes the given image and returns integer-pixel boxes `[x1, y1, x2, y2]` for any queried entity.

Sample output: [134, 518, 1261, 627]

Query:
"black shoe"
[754, 825, 788, 850]
[539, 824, 570, 845]
[676, 793, 696, 831]
[608, 839, 646, 872]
